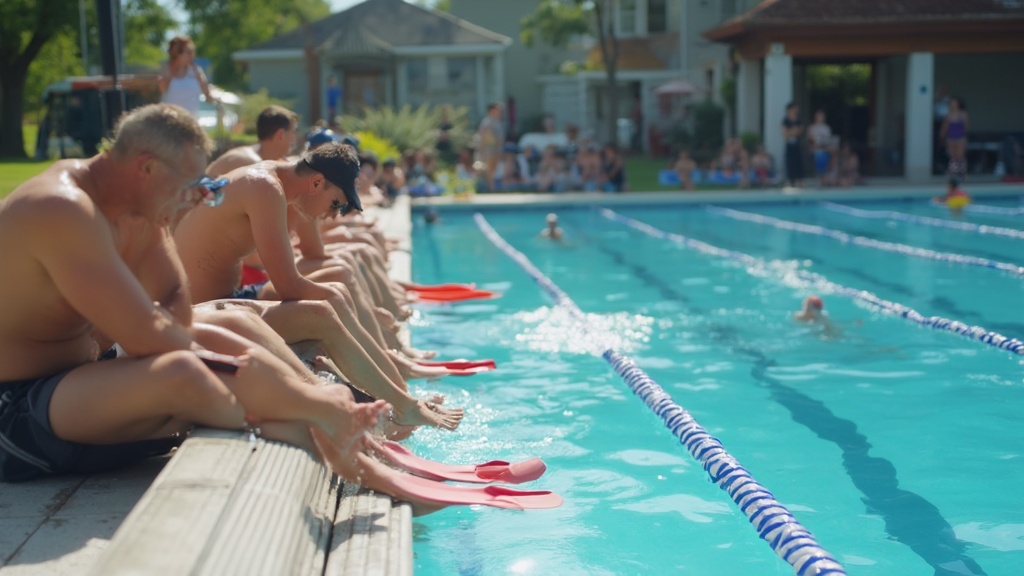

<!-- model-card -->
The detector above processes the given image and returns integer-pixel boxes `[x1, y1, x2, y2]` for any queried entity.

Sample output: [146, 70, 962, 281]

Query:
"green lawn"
[0, 125, 54, 199]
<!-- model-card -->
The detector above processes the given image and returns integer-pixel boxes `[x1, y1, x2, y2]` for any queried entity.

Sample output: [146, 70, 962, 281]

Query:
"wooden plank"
[85, 430, 253, 575]
[324, 484, 412, 576]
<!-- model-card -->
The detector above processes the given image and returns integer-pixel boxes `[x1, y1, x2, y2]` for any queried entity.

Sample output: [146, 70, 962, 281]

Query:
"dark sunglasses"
[330, 198, 358, 217]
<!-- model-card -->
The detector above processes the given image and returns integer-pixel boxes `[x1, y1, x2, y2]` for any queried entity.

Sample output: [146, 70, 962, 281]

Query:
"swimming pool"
[405, 192, 1024, 575]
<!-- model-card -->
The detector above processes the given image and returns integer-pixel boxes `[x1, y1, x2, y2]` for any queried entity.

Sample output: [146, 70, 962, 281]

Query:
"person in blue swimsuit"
[940, 97, 969, 180]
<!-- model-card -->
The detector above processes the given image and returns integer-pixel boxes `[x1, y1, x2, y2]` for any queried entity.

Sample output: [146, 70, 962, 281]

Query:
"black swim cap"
[301, 142, 363, 213]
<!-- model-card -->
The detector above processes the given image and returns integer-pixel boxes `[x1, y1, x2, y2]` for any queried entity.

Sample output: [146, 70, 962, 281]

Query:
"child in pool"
[934, 178, 971, 215]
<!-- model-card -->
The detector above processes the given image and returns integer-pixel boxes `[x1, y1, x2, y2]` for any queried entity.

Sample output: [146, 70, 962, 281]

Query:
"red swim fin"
[416, 359, 497, 371]
[412, 289, 500, 302]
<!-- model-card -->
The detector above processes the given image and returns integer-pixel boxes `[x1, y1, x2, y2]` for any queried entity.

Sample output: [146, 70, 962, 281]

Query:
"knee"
[157, 351, 230, 404]
[201, 307, 264, 337]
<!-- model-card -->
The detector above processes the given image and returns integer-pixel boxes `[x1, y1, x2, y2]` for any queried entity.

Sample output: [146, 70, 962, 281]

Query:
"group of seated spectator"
[666, 137, 862, 190]
[485, 141, 626, 193]
[396, 139, 628, 195]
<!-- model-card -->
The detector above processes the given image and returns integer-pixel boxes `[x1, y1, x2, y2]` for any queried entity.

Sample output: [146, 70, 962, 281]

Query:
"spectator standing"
[476, 102, 505, 192]
[325, 75, 342, 125]
[940, 97, 969, 180]
[781, 103, 805, 187]
[807, 110, 834, 187]
[159, 35, 214, 118]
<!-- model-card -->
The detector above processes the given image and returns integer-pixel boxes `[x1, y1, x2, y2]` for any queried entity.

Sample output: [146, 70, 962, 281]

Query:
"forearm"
[274, 275, 337, 302]
[118, 307, 197, 357]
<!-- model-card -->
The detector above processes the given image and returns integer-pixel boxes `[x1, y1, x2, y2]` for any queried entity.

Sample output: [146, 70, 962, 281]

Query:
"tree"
[123, 0, 178, 69]
[0, 0, 79, 158]
[521, 0, 620, 145]
[179, 0, 330, 92]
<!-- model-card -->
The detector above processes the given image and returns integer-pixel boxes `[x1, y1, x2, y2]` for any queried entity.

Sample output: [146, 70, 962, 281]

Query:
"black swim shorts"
[0, 365, 182, 482]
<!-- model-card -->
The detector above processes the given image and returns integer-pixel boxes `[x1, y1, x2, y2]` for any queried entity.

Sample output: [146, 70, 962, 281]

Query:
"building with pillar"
[233, 0, 510, 127]
[705, 0, 1024, 183]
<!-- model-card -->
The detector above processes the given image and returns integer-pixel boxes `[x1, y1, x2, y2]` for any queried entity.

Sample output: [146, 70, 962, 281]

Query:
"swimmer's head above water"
[795, 295, 825, 322]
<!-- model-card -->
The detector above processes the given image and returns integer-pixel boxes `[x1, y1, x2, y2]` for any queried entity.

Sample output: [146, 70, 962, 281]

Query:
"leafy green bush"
[354, 131, 401, 164]
[739, 131, 761, 153]
[340, 104, 471, 156]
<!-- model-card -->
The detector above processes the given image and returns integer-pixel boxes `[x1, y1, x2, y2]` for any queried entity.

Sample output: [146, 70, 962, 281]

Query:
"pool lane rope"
[821, 201, 1024, 241]
[600, 209, 1024, 357]
[962, 203, 1024, 216]
[705, 205, 1024, 277]
[473, 212, 847, 576]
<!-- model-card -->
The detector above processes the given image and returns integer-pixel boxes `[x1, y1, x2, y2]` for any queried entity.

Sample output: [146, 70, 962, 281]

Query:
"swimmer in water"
[934, 178, 972, 216]
[794, 295, 841, 339]
[540, 213, 564, 241]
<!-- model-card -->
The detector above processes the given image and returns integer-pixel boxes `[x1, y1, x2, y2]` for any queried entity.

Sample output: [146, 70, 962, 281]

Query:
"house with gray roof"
[233, 0, 511, 126]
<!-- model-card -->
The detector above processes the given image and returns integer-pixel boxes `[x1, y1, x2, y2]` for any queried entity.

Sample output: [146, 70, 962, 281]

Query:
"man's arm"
[246, 180, 335, 301]
[31, 194, 196, 357]
[291, 207, 328, 261]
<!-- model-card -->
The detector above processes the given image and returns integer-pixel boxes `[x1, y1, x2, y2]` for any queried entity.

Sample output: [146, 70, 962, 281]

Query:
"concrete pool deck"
[411, 179, 1024, 211]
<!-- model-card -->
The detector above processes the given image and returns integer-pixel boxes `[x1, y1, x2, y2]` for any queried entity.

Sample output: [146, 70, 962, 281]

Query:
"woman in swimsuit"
[939, 97, 969, 177]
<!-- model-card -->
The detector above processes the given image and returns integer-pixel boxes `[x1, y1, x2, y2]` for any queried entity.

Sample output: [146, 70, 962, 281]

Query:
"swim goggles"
[196, 176, 229, 207]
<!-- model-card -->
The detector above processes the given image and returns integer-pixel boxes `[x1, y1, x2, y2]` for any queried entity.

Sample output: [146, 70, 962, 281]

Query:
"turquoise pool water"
[405, 196, 1024, 576]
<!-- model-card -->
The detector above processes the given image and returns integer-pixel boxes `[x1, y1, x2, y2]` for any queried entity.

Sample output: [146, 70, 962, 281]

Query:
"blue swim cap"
[307, 128, 341, 150]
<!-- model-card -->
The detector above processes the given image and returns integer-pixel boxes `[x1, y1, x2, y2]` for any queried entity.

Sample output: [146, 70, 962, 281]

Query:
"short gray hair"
[110, 103, 213, 163]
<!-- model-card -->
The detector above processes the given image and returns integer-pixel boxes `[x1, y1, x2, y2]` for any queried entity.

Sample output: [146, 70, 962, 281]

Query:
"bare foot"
[320, 386, 391, 452]
[374, 307, 399, 331]
[312, 354, 344, 379]
[381, 420, 418, 441]
[393, 399, 463, 431]
[309, 431, 452, 516]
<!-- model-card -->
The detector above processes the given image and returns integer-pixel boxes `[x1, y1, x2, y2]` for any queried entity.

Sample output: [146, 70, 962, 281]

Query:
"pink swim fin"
[383, 473, 562, 511]
[379, 440, 547, 485]
[416, 359, 497, 371]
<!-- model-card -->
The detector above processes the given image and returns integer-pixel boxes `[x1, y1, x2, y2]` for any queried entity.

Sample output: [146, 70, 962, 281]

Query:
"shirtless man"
[0, 104, 386, 482]
[205, 105, 298, 177]
[173, 143, 463, 430]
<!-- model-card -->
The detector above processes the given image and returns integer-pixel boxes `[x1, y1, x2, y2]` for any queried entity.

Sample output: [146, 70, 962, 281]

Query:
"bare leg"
[190, 323, 388, 452]
[49, 350, 246, 443]
[193, 304, 318, 386]
[215, 299, 463, 431]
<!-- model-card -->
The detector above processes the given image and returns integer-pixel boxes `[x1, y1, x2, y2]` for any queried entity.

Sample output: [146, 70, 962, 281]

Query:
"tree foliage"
[520, 0, 620, 145]
[178, 0, 330, 91]
[124, 0, 178, 69]
[0, 0, 79, 157]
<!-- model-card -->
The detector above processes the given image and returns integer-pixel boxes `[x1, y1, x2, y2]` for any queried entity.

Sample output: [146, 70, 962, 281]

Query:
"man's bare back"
[205, 145, 263, 177]
[174, 162, 289, 302]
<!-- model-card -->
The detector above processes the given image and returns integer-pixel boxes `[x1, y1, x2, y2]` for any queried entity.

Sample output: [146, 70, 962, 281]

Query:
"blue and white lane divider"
[821, 202, 1024, 241]
[473, 213, 846, 576]
[706, 205, 1024, 277]
[963, 203, 1024, 216]
[600, 208, 1024, 357]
